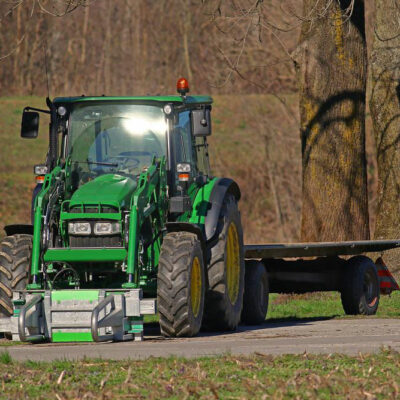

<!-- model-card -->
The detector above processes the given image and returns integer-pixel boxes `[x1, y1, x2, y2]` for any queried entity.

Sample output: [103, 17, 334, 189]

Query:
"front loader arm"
[29, 166, 64, 289]
[124, 158, 167, 287]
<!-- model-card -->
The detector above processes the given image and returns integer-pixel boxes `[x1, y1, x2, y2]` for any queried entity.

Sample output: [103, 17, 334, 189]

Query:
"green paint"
[54, 95, 213, 105]
[31, 206, 42, 278]
[188, 177, 218, 228]
[51, 290, 99, 302]
[128, 317, 143, 333]
[52, 331, 93, 342]
[44, 248, 127, 262]
[30, 166, 62, 281]
[129, 325, 144, 333]
[126, 206, 138, 282]
[60, 212, 121, 221]
[26, 283, 41, 290]
[69, 174, 137, 208]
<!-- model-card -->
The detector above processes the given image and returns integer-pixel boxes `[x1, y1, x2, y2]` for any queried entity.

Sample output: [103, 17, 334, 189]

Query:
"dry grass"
[0, 350, 399, 399]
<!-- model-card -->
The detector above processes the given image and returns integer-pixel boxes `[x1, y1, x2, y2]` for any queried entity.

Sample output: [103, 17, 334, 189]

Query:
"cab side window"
[174, 111, 195, 168]
[195, 136, 211, 176]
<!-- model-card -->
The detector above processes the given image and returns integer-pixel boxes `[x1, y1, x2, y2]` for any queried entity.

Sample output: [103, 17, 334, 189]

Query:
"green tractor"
[0, 79, 245, 342]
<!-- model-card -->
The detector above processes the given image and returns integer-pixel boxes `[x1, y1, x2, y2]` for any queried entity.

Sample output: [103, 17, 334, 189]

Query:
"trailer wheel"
[203, 194, 245, 331]
[341, 256, 379, 315]
[157, 231, 205, 337]
[0, 234, 32, 317]
[241, 261, 269, 325]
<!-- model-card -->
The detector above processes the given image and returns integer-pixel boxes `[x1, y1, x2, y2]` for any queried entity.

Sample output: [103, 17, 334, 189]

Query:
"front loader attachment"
[0, 289, 156, 343]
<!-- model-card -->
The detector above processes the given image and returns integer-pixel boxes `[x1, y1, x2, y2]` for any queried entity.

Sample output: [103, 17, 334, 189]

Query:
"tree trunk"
[298, 0, 369, 242]
[370, 0, 400, 271]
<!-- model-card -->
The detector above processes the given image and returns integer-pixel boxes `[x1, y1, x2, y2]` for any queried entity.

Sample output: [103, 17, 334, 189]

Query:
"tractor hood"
[70, 174, 137, 209]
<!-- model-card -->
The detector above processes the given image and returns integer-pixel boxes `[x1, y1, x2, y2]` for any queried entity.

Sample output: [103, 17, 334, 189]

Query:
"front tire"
[0, 234, 32, 317]
[203, 194, 245, 331]
[341, 256, 379, 315]
[157, 232, 205, 337]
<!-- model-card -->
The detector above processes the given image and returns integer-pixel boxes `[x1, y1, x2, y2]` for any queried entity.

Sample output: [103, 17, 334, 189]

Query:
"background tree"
[297, 0, 370, 242]
[0, 0, 389, 250]
[370, 0, 400, 270]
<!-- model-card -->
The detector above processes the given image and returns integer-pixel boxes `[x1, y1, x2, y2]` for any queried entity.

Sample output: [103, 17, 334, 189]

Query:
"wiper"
[75, 160, 119, 167]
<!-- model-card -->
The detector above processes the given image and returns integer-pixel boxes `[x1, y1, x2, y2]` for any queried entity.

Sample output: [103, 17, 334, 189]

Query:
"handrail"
[18, 294, 45, 342]
[91, 295, 115, 342]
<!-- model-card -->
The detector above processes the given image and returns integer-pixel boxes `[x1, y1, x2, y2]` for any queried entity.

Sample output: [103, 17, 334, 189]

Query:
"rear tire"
[0, 234, 32, 317]
[341, 256, 379, 315]
[241, 261, 269, 325]
[157, 232, 205, 337]
[203, 194, 245, 331]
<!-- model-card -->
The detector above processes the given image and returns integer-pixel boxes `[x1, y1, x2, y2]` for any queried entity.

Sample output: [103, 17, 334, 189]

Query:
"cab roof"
[53, 95, 213, 105]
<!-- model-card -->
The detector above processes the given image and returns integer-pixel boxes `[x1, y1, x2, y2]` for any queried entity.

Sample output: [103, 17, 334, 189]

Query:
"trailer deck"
[245, 239, 400, 259]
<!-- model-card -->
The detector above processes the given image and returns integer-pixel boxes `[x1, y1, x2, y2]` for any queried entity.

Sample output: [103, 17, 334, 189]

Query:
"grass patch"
[0, 350, 399, 399]
[0, 350, 12, 364]
[268, 291, 400, 321]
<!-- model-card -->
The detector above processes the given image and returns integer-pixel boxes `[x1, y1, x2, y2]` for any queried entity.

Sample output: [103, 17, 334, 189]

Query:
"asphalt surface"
[2, 318, 400, 361]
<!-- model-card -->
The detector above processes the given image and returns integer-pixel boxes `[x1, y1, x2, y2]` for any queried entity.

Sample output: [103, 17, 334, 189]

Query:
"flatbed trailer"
[240, 239, 400, 324]
[245, 239, 400, 259]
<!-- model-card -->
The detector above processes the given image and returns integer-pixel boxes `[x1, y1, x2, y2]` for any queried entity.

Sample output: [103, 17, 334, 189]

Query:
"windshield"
[68, 103, 167, 185]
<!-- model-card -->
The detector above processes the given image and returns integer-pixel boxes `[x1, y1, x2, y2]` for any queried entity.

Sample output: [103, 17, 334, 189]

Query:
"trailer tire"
[203, 194, 245, 331]
[0, 234, 32, 317]
[341, 256, 379, 315]
[157, 231, 205, 337]
[241, 261, 269, 325]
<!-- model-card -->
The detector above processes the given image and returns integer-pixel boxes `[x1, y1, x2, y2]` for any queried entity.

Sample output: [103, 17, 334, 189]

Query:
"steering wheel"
[106, 155, 141, 170]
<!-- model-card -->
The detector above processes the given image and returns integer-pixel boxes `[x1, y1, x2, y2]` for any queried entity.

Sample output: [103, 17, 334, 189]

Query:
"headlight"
[94, 222, 120, 235]
[177, 163, 191, 173]
[68, 222, 91, 235]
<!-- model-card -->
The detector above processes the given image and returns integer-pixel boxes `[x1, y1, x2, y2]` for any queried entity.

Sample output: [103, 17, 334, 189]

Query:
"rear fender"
[188, 177, 240, 242]
[205, 178, 240, 242]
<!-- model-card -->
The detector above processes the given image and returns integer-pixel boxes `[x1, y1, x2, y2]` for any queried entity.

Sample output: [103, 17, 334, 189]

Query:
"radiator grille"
[69, 235, 122, 248]
[69, 206, 119, 214]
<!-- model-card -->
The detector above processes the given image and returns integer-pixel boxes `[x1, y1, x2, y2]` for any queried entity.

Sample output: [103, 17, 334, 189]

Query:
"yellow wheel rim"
[191, 256, 202, 318]
[226, 222, 240, 304]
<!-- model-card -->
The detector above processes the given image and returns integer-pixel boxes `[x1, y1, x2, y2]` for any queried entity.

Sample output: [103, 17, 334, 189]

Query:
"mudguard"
[4, 224, 34, 236]
[189, 177, 240, 242]
[204, 178, 240, 241]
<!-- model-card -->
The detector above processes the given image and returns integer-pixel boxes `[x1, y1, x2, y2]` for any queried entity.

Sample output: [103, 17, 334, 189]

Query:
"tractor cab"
[23, 81, 213, 214]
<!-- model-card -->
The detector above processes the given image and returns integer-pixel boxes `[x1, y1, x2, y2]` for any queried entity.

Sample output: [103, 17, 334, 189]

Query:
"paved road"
[2, 318, 400, 361]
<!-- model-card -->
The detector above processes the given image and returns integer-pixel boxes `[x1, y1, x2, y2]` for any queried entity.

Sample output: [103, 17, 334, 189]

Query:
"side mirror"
[191, 109, 211, 137]
[21, 111, 39, 139]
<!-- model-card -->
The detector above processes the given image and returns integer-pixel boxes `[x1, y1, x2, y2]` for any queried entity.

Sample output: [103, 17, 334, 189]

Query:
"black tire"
[157, 231, 205, 337]
[241, 260, 269, 325]
[0, 234, 32, 317]
[203, 194, 245, 331]
[341, 256, 379, 315]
